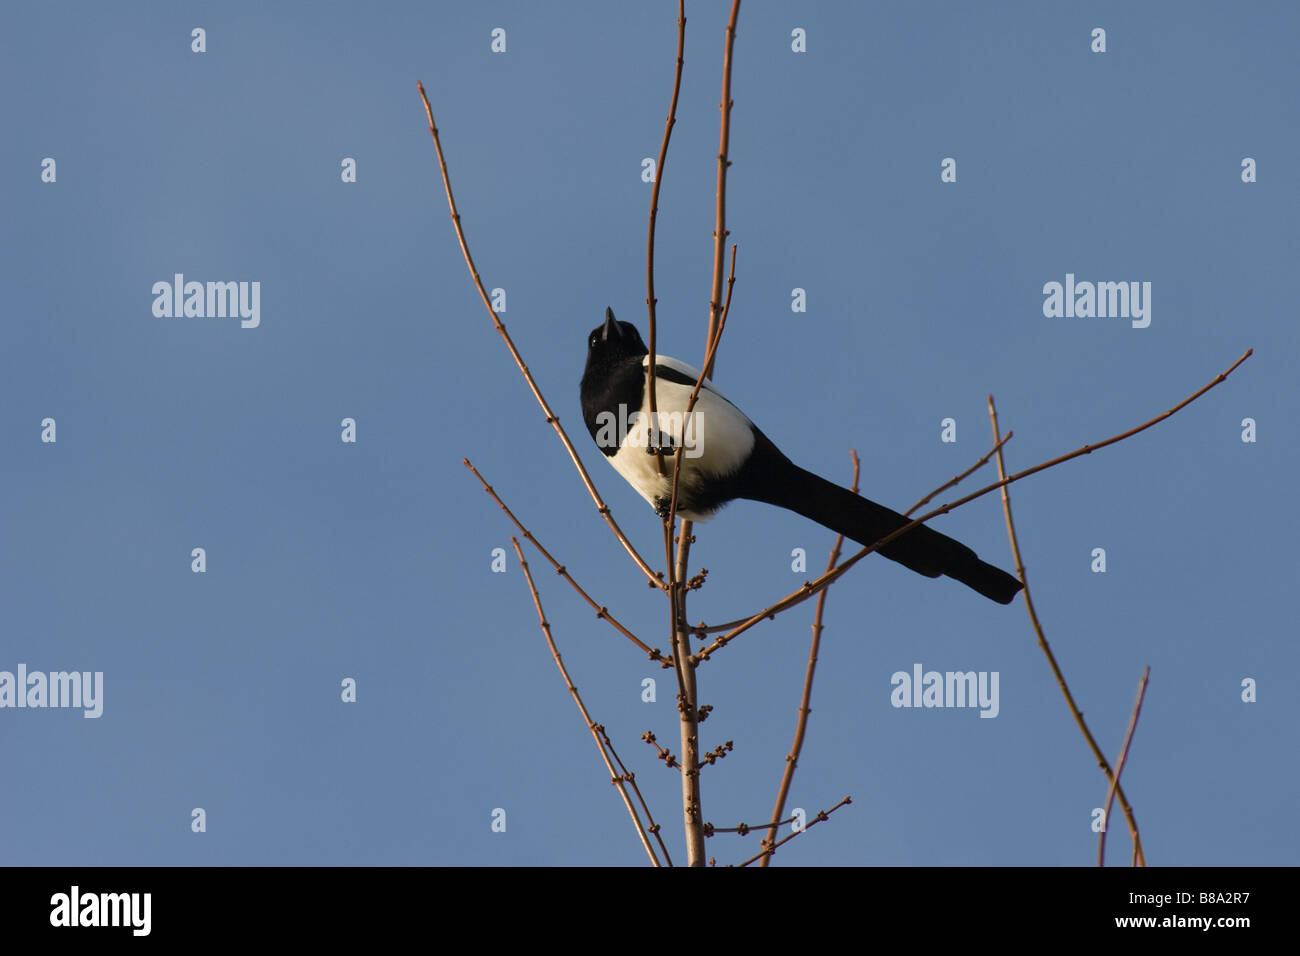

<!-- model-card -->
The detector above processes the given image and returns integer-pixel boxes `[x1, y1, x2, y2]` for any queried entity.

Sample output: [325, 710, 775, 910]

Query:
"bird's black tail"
[748, 458, 1022, 605]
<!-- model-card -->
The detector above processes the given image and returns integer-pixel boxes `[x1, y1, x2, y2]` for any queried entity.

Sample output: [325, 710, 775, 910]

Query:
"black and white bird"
[580, 308, 1023, 605]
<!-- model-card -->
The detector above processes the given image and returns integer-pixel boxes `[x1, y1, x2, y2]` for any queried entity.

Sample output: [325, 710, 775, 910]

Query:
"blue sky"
[2, 1, 1296, 866]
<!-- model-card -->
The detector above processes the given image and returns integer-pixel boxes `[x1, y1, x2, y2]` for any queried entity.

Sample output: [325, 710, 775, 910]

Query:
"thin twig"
[641, 730, 678, 770]
[760, 449, 860, 867]
[905, 430, 1012, 517]
[693, 348, 1252, 661]
[734, 796, 852, 867]
[417, 82, 666, 593]
[705, 0, 741, 373]
[690, 431, 1007, 638]
[671, 524, 704, 865]
[595, 723, 674, 866]
[465, 459, 667, 664]
[646, 0, 687, 477]
[709, 815, 799, 835]
[508, 538, 663, 866]
[663, 520, 692, 708]
[691, 430, 1018, 650]
[987, 396, 1148, 867]
[665, 244, 737, 529]
[1098, 667, 1150, 867]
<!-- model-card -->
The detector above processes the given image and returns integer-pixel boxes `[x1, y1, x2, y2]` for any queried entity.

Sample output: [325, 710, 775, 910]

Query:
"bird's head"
[585, 307, 648, 365]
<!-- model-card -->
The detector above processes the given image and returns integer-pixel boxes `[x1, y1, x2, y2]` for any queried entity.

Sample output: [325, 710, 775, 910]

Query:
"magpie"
[579, 308, 1023, 605]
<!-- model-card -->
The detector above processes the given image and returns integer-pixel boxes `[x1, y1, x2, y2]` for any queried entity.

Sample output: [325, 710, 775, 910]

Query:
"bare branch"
[706, 0, 741, 373]
[760, 449, 860, 867]
[693, 348, 1252, 660]
[735, 796, 852, 867]
[662, 521, 692, 710]
[593, 723, 673, 866]
[987, 396, 1148, 867]
[1098, 667, 1150, 867]
[641, 729, 678, 771]
[417, 82, 666, 592]
[691, 430, 1016, 649]
[904, 430, 1012, 517]
[508, 538, 664, 866]
[465, 459, 667, 664]
[646, 0, 687, 478]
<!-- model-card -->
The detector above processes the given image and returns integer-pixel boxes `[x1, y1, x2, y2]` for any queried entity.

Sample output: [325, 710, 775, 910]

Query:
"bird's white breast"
[606, 355, 756, 520]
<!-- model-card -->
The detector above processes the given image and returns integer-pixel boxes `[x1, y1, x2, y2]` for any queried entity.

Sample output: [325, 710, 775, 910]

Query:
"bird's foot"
[644, 431, 678, 455]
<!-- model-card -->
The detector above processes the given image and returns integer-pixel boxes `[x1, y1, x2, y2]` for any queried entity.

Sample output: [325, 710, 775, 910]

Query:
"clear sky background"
[2, 1, 1296, 866]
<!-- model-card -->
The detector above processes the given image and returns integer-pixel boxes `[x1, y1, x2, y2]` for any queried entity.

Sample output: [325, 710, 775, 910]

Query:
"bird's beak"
[602, 307, 619, 342]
